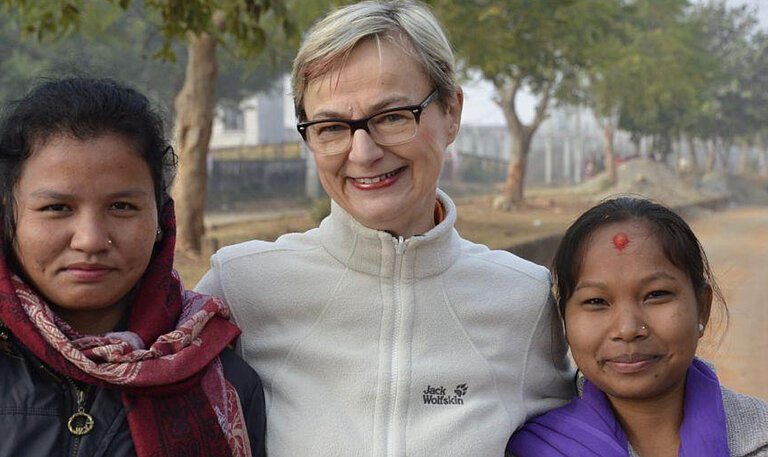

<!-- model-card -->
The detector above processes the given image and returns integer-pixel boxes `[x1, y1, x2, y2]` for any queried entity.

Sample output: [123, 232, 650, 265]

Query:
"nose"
[70, 213, 111, 254]
[609, 302, 649, 342]
[346, 128, 384, 166]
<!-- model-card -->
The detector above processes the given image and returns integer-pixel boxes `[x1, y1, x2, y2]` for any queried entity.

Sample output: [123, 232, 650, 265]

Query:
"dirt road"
[692, 205, 768, 401]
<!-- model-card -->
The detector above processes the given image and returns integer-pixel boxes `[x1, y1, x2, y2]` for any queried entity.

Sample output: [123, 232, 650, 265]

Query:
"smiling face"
[302, 37, 462, 237]
[564, 220, 710, 402]
[13, 133, 158, 334]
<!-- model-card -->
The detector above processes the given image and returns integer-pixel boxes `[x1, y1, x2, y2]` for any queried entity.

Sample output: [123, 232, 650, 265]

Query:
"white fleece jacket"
[196, 190, 574, 457]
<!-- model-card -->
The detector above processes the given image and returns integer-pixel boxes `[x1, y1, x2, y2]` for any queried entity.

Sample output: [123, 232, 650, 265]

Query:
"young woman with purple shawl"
[508, 197, 768, 457]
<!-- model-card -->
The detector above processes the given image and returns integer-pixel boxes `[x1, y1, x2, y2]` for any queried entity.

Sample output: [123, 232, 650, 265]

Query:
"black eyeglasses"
[297, 89, 439, 155]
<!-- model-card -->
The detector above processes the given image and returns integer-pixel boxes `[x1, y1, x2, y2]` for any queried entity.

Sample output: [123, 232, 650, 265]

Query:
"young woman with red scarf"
[0, 77, 266, 457]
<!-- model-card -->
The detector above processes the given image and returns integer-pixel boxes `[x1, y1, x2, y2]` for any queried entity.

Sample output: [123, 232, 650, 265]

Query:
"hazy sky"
[461, 0, 768, 127]
[727, 0, 768, 26]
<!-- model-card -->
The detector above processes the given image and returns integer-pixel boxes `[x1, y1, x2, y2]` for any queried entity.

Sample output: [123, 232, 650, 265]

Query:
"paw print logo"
[454, 384, 468, 397]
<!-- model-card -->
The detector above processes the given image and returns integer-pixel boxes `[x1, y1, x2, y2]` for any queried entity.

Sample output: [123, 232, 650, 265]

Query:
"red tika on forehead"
[613, 232, 630, 251]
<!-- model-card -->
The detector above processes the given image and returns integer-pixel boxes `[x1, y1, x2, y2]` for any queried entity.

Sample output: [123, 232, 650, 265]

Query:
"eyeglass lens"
[306, 109, 418, 155]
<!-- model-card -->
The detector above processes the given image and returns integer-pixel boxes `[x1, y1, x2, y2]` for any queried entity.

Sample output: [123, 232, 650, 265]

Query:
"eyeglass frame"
[296, 89, 440, 155]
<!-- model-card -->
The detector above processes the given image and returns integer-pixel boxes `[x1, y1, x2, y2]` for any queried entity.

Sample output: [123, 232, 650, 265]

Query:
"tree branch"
[530, 80, 552, 132]
[494, 77, 523, 132]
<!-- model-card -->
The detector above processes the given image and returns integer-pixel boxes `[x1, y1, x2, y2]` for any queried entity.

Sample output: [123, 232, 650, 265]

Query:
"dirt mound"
[573, 159, 768, 206]
[697, 172, 768, 205]
[585, 158, 714, 205]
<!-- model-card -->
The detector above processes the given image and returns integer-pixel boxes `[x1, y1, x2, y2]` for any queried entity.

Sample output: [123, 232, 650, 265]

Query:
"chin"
[356, 214, 403, 233]
[599, 376, 681, 401]
[52, 289, 127, 310]
[603, 385, 658, 401]
[54, 300, 115, 312]
[350, 203, 406, 227]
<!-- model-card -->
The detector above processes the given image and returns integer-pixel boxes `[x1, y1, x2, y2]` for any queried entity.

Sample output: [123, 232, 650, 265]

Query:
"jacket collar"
[317, 189, 462, 278]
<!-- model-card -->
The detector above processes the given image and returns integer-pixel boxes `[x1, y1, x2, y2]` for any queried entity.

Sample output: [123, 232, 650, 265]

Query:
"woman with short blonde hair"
[198, 2, 574, 455]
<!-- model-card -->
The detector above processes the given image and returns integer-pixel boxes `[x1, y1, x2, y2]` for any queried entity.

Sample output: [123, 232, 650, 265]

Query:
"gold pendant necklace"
[66, 380, 94, 436]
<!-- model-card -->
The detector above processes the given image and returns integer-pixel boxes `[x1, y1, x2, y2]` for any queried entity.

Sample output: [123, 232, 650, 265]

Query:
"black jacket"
[0, 328, 266, 457]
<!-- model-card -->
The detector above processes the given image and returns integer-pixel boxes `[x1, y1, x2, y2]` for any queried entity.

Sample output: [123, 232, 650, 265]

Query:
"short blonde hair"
[291, 0, 458, 120]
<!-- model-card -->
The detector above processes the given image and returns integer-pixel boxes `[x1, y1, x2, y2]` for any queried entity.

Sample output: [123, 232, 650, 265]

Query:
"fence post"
[545, 121, 553, 185]
[574, 107, 583, 184]
[304, 144, 320, 200]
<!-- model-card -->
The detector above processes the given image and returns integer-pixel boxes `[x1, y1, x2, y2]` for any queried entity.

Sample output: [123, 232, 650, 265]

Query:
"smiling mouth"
[604, 354, 662, 374]
[608, 353, 657, 363]
[351, 167, 406, 184]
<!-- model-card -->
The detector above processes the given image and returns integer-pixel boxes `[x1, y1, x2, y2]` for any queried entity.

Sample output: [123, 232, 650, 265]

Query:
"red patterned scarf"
[0, 201, 251, 457]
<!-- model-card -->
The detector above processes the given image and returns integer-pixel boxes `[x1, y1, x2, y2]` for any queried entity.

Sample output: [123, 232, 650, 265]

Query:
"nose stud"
[107, 239, 113, 247]
[639, 324, 648, 332]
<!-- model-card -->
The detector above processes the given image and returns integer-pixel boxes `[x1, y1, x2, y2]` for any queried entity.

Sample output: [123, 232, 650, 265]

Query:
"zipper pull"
[67, 381, 94, 436]
[394, 236, 407, 254]
[0, 320, 12, 354]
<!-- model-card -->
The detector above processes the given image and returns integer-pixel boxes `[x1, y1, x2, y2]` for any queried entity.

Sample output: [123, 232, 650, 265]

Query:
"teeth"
[354, 169, 400, 184]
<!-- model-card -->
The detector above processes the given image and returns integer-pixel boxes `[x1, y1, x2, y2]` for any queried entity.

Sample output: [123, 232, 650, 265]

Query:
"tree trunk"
[718, 140, 732, 172]
[574, 108, 583, 183]
[706, 139, 716, 172]
[544, 129, 552, 185]
[760, 147, 768, 177]
[493, 79, 550, 210]
[631, 133, 641, 158]
[738, 139, 750, 174]
[686, 135, 698, 172]
[502, 129, 532, 204]
[563, 138, 571, 180]
[602, 122, 616, 183]
[172, 33, 218, 255]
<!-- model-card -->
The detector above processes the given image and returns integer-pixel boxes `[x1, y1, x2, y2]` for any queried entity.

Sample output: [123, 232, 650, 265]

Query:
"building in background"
[207, 76, 306, 210]
[210, 75, 298, 149]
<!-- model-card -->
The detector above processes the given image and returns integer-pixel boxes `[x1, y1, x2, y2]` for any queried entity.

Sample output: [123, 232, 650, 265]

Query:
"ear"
[697, 283, 713, 335]
[445, 88, 463, 144]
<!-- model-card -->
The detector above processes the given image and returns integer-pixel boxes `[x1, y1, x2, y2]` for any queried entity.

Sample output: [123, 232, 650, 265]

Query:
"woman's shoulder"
[722, 386, 768, 456]
[213, 228, 322, 264]
[455, 236, 550, 282]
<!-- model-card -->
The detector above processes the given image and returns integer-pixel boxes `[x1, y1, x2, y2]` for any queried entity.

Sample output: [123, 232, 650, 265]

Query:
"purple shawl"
[507, 358, 730, 457]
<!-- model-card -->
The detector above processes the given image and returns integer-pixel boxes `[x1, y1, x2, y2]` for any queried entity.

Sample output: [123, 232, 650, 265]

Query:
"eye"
[374, 111, 410, 126]
[582, 297, 609, 308]
[381, 112, 408, 123]
[319, 124, 344, 133]
[40, 204, 71, 212]
[314, 122, 348, 138]
[645, 290, 672, 301]
[109, 202, 138, 211]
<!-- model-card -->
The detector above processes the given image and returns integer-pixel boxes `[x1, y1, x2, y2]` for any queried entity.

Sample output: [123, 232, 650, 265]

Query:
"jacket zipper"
[0, 320, 10, 355]
[3, 337, 93, 456]
[387, 236, 407, 457]
[66, 378, 93, 457]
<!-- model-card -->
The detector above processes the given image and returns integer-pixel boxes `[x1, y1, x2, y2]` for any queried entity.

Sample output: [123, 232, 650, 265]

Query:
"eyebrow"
[573, 271, 679, 292]
[641, 271, 678, 283]
[28, 188, 151, 199]
[573, 280, 607, 292]
[311, 94, 413, 120]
